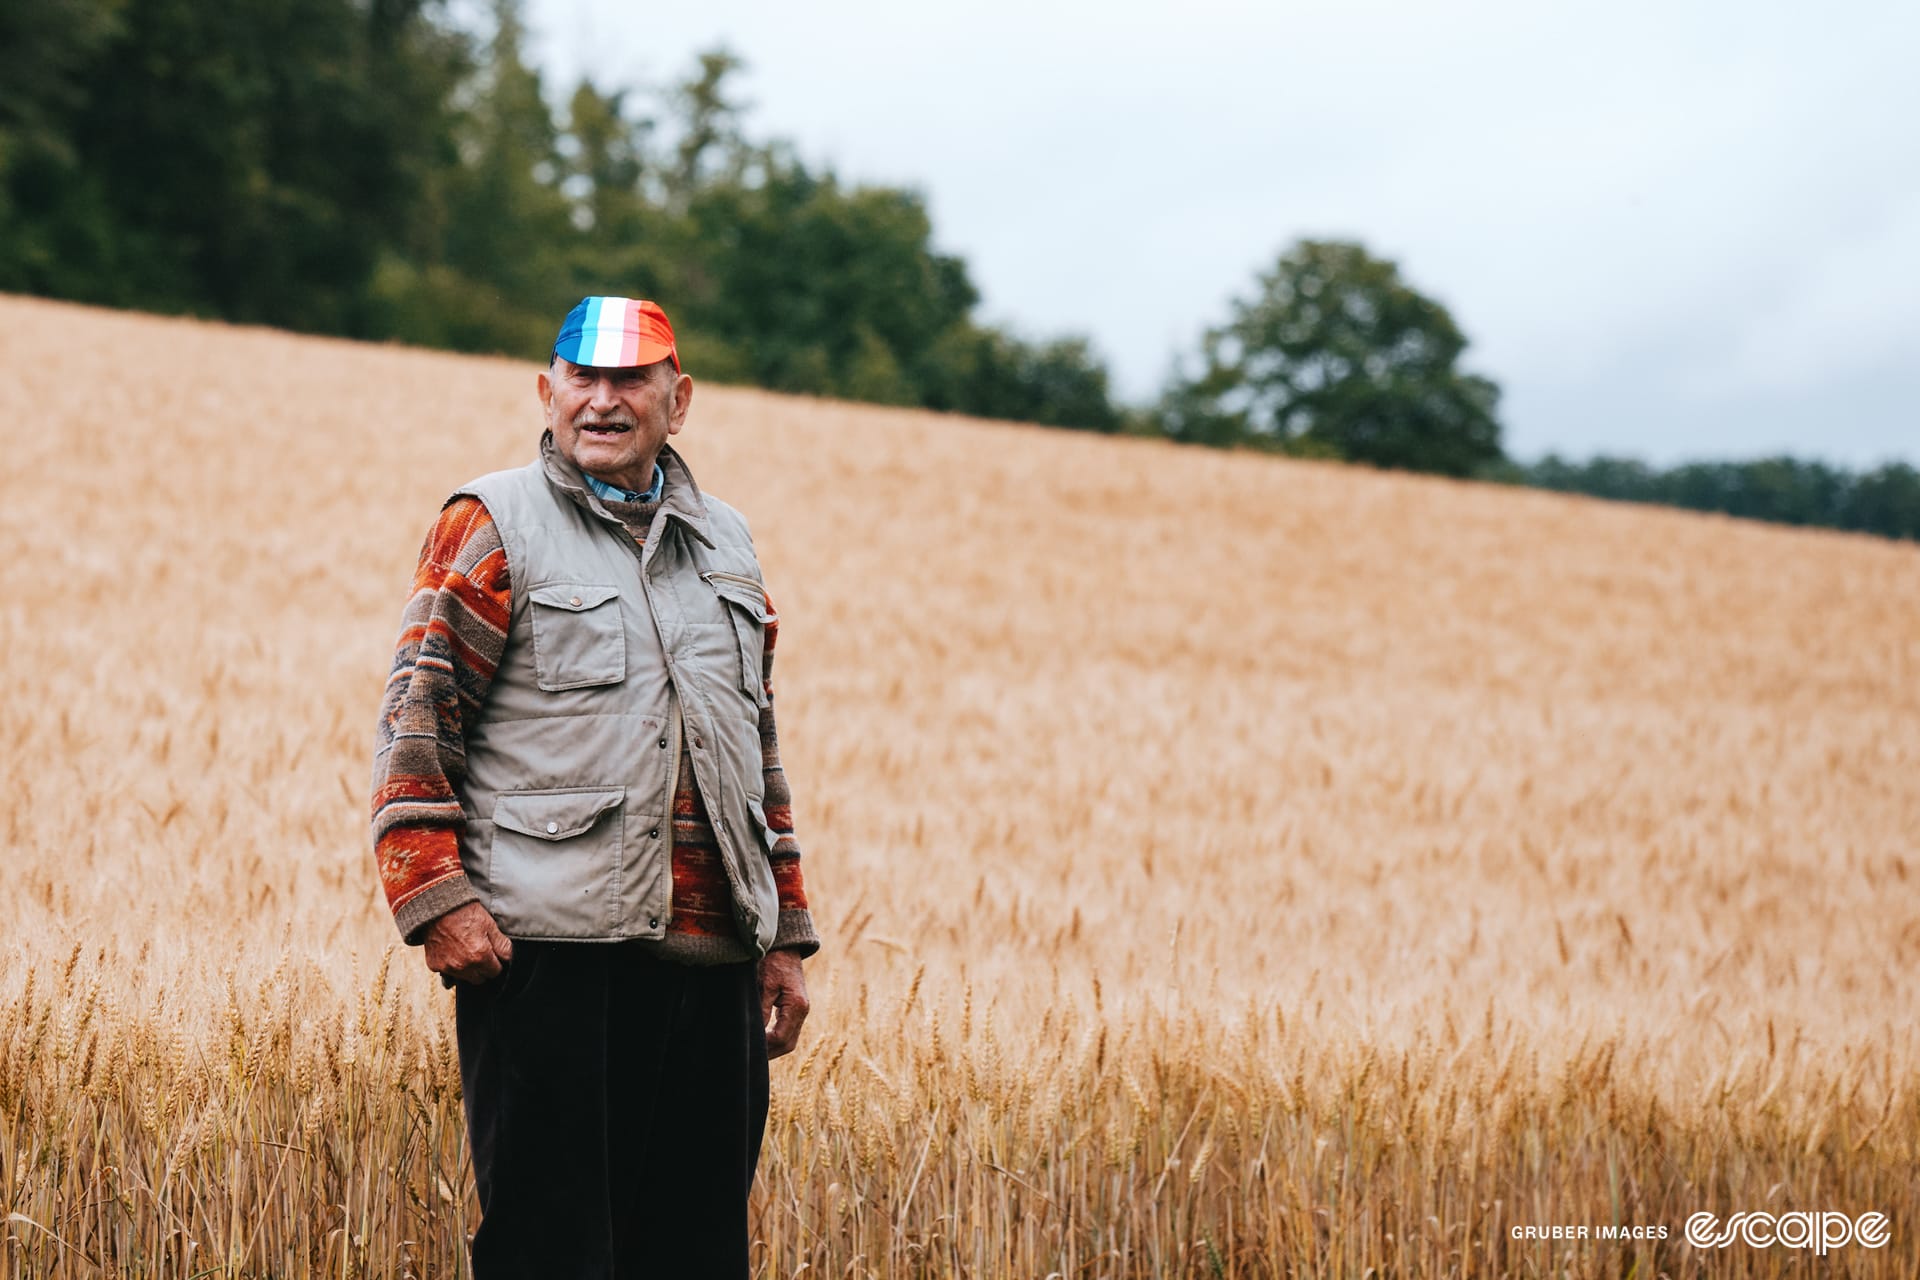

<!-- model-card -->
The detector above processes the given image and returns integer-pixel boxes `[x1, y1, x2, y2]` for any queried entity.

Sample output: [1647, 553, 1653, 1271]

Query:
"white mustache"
[574, 413, 636, 431]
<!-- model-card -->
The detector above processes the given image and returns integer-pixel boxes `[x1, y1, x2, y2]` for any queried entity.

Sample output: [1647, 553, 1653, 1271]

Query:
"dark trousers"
[454, 942, 769, 1279]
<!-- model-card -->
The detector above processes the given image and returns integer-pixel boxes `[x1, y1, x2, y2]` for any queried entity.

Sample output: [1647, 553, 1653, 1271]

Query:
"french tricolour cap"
[552, 296, 680, 371]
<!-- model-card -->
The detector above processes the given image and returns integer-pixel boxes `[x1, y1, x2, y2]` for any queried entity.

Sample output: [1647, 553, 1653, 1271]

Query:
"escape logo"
[1684, 1211, 1890, 1254]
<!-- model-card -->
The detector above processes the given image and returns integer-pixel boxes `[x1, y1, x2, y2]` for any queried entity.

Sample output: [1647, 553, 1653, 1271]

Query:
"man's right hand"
[423, 900, 514, 985]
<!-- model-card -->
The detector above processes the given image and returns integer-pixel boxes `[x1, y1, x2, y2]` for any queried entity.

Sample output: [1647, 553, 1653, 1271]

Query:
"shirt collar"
[539, 432, 717, 550]
[582, 463, 664, 505]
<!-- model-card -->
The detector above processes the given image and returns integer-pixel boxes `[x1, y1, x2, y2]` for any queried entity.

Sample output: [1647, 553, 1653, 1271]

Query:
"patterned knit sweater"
[370, 478, 819, 964]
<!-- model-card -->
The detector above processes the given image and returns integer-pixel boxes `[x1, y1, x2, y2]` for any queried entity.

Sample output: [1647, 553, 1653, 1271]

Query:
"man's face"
[539, 357, 693, 491]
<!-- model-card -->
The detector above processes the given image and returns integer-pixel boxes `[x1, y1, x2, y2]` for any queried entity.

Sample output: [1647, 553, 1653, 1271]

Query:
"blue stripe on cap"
[553, 297, 592, 364]
[585, 295, 615, 365]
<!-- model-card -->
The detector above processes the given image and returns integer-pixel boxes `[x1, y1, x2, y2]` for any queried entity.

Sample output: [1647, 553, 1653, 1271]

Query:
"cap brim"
[633, 340, 679, 371]
[553, 339, 679, 371]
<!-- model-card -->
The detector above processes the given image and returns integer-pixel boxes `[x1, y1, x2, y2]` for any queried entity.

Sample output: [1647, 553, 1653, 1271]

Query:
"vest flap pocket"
[700, 571, 770, 707]
[527, 582, 625, 691]
[529, 583, 620, 613]
[701, 571, 771, 622]
[493, 786, 624, 840]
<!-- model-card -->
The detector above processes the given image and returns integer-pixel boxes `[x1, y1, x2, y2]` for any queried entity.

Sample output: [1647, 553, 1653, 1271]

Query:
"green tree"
[1011, 336, 1122, 432]
[1, 0, 469, 332]
[369, 0, 585, 356]
[0, 0, 124, 154]
[563, 81, 654, 253]
[0, 10, 1128, 431]
[1843, 463, 1920, 540]
[1508, 453, 1920, 544]
[0, 0, 126, 294]
[923, 328, 1121, 432]
[665, 48, 749, 208]
[1158, 239, 1504, 476]
[671, 134, 979, 400]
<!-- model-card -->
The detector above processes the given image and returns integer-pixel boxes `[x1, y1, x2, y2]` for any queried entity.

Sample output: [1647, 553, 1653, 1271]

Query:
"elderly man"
[369, 296, 818, 1278]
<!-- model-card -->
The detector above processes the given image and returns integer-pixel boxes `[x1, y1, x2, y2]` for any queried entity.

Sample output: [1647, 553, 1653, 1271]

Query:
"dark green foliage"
[0, 0, 126, 151]
[1498, 454, 1920, 543]
[672, 150, 978, 399]
[0, 0, 1121, 430]
[1, 0, 469, 332]
[1844, 463, 1920, 540]
[366, 0, 572, 354]
[1157, 239, 1505, 476]
[7, 0, 1904, 537]
[0, 0, 125, 288]
[1165, 243, 1916, 542]
[920, 328, 1122, 432]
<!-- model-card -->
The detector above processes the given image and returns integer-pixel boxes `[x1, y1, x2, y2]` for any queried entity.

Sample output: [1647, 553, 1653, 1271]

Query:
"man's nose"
[586, 376, 619, 412]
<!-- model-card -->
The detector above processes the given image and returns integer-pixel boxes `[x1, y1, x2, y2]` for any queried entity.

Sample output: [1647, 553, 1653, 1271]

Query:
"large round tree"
[1160, 239, 1505, 477]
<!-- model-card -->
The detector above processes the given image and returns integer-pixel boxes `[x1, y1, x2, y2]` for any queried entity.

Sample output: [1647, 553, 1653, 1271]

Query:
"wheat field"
[1, 293, 1918, 1278]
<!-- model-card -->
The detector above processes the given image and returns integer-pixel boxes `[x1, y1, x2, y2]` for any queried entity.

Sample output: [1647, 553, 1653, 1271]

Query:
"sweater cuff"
[769, 907, 820, 959]
[394, 873, 481, 946]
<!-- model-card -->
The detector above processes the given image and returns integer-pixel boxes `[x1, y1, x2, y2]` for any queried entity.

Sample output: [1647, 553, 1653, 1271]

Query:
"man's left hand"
[759, 949, 810, 1059]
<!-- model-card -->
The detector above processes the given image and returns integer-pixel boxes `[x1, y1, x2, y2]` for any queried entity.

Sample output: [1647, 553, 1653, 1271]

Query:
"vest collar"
[539, 429, 717, 550]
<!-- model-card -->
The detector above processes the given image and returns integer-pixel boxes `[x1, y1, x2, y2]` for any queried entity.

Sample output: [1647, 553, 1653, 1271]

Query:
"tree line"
[1485, 453, 1920, 542]
[0, 0, 1119, 431]
[2, 0, 1913, 543]
[1144, 239, 1919, 542]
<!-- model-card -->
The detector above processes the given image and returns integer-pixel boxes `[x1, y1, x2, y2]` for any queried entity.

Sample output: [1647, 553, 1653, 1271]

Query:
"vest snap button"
[658, 738, 668, 749]
[569, 595, 582, 607]
[546, 821, 559, 834]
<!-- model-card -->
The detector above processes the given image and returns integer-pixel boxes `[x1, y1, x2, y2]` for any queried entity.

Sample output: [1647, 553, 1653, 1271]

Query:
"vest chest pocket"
[527, 583, 625, 691]
[701, 570, 771, 710]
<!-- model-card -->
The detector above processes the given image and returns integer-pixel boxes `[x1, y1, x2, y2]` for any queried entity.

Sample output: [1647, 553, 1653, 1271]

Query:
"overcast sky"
[523, 0, 1917, 466]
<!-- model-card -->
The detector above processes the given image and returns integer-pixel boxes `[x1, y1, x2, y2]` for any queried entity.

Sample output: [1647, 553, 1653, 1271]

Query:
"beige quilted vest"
[449, 433, 780, 955]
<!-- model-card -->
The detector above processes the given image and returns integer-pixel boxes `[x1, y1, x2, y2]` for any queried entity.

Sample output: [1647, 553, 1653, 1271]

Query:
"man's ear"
[536, 366, 554, 413]
[667, 373, 694, 435]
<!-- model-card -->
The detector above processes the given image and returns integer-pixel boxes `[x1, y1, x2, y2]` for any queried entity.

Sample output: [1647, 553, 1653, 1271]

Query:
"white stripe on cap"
[587, 297, 623, 367]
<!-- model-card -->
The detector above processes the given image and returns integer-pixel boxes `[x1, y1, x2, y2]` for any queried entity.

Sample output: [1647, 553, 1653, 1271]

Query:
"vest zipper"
[666, 678, 757, 949]
[628, 537, 762, 952]
[699, 569, 767, 599]
[659, 691, 680, 933]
